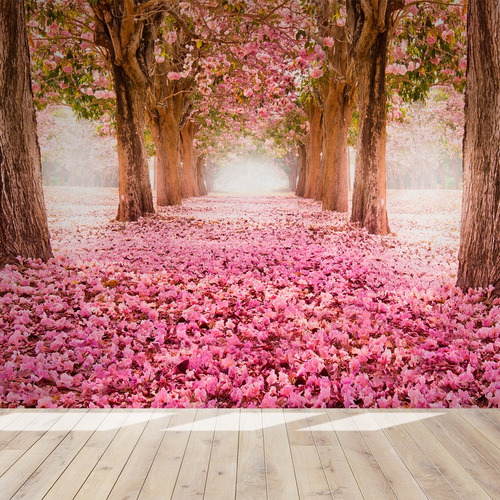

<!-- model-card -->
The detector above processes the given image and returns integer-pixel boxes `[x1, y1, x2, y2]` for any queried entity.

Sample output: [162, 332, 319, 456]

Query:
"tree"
[347, 0, 466, 235]
[147, 14, 195, 206]
[303, 96, 323, 199]
[91, 1, 160, 221]
[0, 1, 52, 264]
[180, 120, 200, 197]
[457, 0, 500, 298]
[303, 0, 355, 213]
[348, 0, 404, 235]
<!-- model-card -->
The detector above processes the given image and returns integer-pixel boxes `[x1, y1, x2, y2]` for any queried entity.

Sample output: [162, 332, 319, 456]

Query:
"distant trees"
[386, 89, 464, 189]
[37, 106, 118, 187]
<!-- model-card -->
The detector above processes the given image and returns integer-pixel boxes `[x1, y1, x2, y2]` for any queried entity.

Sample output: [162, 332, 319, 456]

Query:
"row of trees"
[0, 0, 498, 297]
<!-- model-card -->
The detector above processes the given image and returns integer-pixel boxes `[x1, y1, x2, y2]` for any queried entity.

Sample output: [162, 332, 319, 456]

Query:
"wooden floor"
[0, 408, 498, 499]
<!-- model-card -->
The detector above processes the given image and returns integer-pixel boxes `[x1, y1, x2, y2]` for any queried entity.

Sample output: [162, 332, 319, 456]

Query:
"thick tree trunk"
[150, 109, 183, 206]
[196, 154, 208, 196]
[320, 82, 353, 212]
[295, 143, 307, 197]
[180, 121, 199, 197]
[113, 64, 154, 221]
[304, 102, 323, 199]
[457, 0, 500, 297]
[350, 29, 390, 235]
[0, 1, 52, 264]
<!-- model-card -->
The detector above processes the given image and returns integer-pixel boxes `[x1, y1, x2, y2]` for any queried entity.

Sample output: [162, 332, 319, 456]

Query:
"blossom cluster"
[0, 189, 498, 409]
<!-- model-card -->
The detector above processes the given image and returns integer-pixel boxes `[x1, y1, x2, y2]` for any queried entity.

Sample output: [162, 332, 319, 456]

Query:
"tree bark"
[350, 30, 390, 234]
[304, 101, 323, 199]
[457, 0, 500, 297]
[348, 0, 401, 235]
[287, 151, 299, 192]
[295, 143, 307, 197]
[196, 154, 208, 196]
[92, 2, 158, 222]
[0, 1, 52, 264]
[149, 108, 183, 206]
[180, 121, 199, 197]
[113, 63, 154, 221]
[313, 0, 355, 212]
[320, 80, 353, 212]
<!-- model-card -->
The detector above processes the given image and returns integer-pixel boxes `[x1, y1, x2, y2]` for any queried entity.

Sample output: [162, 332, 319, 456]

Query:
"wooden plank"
[480, 408, 500, 428]
[397, 410, 491, 500]
[370, 411, 460, 499]
[306, 410, 363, 499]
[286, 409, 332, 499]
[44, 410, 131, 500]
[204, 409, 239, 500]
[422, 410, 500, 498]
[73, 410, 152, 499]
[236, 409, 266, 500]
[347, 410, 427, 500]
[0, 410, 85, 499]
[0, 410, 68, 476]
[10, 410, 110, 500]
[171, 409, 217, 499]
[447, 409, 500, 473]
[262, 409, 299, 500]
[0, 410, 61, 451]
[138, 409, 197, 500]
[328, 409, 397, 500]
[106, 410, 174, 500]
[460, 408, 500, 440]
[0, 409, 30, 433]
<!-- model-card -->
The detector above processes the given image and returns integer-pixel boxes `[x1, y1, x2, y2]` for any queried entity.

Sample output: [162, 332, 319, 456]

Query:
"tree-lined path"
[1, 187, 497, 409]
[0, 0, 499, 414]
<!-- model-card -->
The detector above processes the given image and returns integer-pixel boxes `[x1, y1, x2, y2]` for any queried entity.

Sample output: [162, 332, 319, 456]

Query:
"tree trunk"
[0, 1, 52, 264]
[288, 152, 299, 192]
[295, 143, 307, 197]
[304, 102, 323, 199]
[150, 109, 183, 206]
[196, 154, 208, 196]
[91, 3, 160, 222]
[113, 64, 154, 221]
[457, 0, 500, 297]
[180, 121, 199, 197]
[320, 81, 353, 212]
[350, 23, 390, 234]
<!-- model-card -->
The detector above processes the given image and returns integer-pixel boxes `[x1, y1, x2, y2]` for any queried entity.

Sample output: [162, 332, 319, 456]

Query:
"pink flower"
[167, 72, 182, 81]
[323, 37, 335, 48]
[165, 31, 177, 44]
[310, 67, 324, 79]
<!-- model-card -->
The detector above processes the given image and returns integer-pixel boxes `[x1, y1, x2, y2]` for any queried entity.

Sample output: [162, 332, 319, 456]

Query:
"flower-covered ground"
[1, 188, 498, 408]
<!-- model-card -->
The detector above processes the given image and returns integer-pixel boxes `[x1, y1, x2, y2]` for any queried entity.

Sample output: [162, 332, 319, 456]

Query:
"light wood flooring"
[0, 408, 498, 499]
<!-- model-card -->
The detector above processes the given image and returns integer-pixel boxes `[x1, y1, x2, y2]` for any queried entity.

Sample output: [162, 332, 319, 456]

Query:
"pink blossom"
[310, 67, 324, 79]
[165, 31, 177, 44]
[323, 37, 335, 48]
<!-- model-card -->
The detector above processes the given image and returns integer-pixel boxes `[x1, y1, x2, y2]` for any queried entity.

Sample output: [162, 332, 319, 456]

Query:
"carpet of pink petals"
[1, 187, 499, 409]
